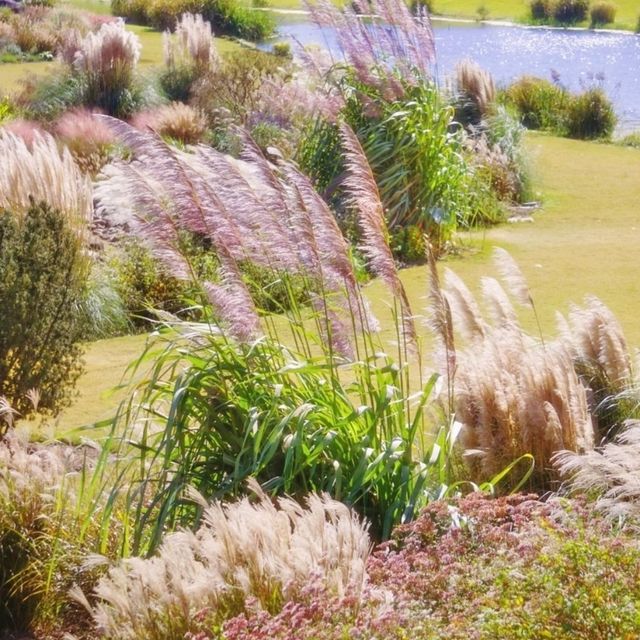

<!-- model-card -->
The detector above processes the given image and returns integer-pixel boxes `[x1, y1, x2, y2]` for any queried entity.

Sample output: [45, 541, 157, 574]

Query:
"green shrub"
[111, 0, 149, 23]
[553, 0, 589, 23]
[109, 240, 203, 328]
[202, 0, 275, 41]
[503, 75, 569, 131]
[589, 0, 616, 24]
[566, 87, 616, 139]
[192, 49, 286, 123]
[272, 41, 292, 58]
[0, 202, 88, 418]
[391, 225, 428, 263]
[147, 0, 202, 30]
[112, 0, 275, 40]
[529, 0, 552, 19]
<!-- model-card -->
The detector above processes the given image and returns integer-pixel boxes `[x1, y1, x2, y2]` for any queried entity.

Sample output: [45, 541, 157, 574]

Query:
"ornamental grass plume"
[163, 13, 219, 71]
[454, 59, 496, 120]
[71, 19, 141, 116]
[439, 252, 598, 488]
[83, 481, 371, 640]
[339, 122, 417, 353]
[54, 108, 116, 174]
[555, 421, 640, 520]
[95, 117, 378, 352]
[305, 0, 435, 93]
[0, 130, 92, 230]
[132, 102, 208, 144]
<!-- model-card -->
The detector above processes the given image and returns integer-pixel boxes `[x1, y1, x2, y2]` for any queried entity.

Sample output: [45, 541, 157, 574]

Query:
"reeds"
[163, 13, 218, 72]
[555, 421, 640, 520]
[0, 130, 92, 230]
[82, 481, 371, 640]
[132, 103, 208, 144]
[437, 249, 621, 488]
[305, 0, 435, 93]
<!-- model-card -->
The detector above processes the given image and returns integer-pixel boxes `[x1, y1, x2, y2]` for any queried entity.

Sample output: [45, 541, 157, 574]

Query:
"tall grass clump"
[159, 12, 218, 102]
[565, 87, 616, 140]
[0, 431, 133, 637]
[503, 76, 616, 140]
[79, 482, 371, 639]
[71, 19, 142, 117]
[93, 118, 474, 546]
[436, 249, 634, 489]
[301, 0, 505, 251]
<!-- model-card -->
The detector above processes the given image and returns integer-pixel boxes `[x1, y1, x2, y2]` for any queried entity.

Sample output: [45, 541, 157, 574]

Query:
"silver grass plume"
[480, 276, 518, 327]
[443, 268, 486, 342]
[555, 421, 640, 520]
[339, 122, 417, 353]
[84, 480, 371, 639]
[0, 130, 92, 233]
[493, 247, 533, 308]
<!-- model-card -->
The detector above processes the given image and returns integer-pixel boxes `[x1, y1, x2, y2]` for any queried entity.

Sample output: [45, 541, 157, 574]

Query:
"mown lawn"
[395, 133, 640, 344]
[31, 133, 640, 435]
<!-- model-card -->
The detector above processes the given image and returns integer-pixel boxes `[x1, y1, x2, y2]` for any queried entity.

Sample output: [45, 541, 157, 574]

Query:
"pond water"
[264, 13, 640, 129]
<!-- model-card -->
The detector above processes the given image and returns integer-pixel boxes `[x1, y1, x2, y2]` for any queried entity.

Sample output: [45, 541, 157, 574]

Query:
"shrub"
[111, 0, 148, 23]
[272, 40, 291, 58]
[529, 0, 552, 19]
[112, 0, 274, 40]
[0, 202, 88, 417]
[566, 87, 616, 139]
[503, 75, 569, 131]
[553, 0, 589, 23]
[147, 0, 202, 30]
[618, 131, 640, 148]
[108, 239, 203, 328]
[192, 49, 285, 124]
[201, 0, 275, 41]
[589, 0, 616, 24]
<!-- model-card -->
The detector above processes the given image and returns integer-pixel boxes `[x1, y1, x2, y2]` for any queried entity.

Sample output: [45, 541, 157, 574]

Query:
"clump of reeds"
[54, 108, 116, 174]
[305, 0, 435, 94]
[0, 130, 92, 230]
[132, 102, 208, 144]
[555, 420, 640, 520]
[434, 248, 637, 488]
[71, 19, 141, 116]
[80, 481, 371, 640]
[454, 58, 496, 122]
[163, 12, 218, 72]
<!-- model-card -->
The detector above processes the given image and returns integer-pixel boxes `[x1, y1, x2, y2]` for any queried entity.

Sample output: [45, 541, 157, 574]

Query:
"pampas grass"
[556, 421, 640, 520]
[0, 130, 92, 230]
[163, 12, 218, 72]
[437, 251, 629, 488]
[82, 481, 371, 640]
[132, 103, 208, 144]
